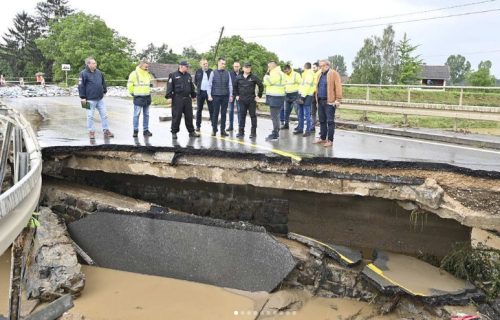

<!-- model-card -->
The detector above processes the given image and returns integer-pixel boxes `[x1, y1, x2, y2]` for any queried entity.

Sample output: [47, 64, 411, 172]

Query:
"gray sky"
[1, 0, 499, 77]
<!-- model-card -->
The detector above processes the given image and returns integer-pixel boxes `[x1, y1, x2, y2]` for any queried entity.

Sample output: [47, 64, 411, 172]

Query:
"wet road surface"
[2, 96, 500, 171]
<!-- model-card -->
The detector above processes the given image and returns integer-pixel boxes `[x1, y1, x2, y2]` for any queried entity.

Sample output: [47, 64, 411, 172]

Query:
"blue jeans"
[296, 95, 312, 132]
[211, 95, 229, 132]
[228, 100, 240, 129]
[133, 104, 150, 131]
[318, 99, 336, 141]
[87, 99, 109, 132]
[280, 92, 299, 124]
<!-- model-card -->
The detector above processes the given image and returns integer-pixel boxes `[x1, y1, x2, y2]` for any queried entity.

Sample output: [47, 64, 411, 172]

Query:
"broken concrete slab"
[25, 207, 85, 302]
[288, 232, 362, 267]
[68, 212, 296, 292]
[362, 250, 484, 305]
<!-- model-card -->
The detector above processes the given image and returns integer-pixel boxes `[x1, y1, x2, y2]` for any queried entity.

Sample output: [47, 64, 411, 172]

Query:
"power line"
[232, 0, 496, 31]
[242, 8, 500, 39]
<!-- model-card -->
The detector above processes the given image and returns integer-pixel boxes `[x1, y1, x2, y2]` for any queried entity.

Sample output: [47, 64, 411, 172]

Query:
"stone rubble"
[0, 85, 163, 98]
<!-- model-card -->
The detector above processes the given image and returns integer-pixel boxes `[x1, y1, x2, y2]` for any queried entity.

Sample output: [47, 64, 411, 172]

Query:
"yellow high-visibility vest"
[127, 67, 153, 96]
[263, 66, 285, 96]
[299, 69, 316, 96]
[284, 70, 302, 93]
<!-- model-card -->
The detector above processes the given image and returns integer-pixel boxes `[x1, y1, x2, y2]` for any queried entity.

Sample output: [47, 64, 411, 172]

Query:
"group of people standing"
[193, 57, 343, 147]
[78, 55, 342, 147]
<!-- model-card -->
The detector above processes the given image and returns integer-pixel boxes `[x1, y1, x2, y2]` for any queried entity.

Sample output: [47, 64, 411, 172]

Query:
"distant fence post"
[459, 88, 464, 106]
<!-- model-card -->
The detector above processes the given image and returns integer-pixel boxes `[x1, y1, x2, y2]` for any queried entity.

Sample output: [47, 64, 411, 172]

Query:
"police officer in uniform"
[165, 61, 200, 139]
[233, 62, 263, 139]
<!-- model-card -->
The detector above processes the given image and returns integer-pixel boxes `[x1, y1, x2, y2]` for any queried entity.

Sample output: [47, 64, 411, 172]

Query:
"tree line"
[0, 1, 496, 87]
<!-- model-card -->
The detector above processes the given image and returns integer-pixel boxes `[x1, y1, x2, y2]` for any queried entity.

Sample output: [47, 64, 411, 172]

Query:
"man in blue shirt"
[78, 57, 114, 140]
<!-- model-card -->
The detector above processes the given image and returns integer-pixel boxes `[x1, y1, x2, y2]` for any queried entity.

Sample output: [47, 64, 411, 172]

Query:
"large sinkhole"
[40, 145, 478, 259]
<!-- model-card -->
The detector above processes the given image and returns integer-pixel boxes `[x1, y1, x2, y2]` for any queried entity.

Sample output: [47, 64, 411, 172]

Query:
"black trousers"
[239, 99, 257, 132]
[196, 90, 213, 128]
[171, 95, 195, 133]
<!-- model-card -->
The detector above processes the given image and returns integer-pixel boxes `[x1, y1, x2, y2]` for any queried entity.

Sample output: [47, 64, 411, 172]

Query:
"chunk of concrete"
[68, 212, 296, 292]
[362, 250, 484, 305]
[26, 207, 85, 302]
[288, 232, 362, 267]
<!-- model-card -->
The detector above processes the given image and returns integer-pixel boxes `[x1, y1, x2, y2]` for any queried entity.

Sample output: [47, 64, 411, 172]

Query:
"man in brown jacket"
[313, 59, 342, 147]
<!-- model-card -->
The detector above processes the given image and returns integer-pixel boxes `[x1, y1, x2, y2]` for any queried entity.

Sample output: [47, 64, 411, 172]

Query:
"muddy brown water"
[0, 250, 401, 319]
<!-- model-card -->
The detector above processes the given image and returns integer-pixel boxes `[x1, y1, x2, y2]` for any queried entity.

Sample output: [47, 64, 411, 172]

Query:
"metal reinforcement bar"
[0, 104, 42, 256]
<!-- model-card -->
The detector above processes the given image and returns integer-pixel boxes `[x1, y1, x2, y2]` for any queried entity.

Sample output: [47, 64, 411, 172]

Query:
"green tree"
[397, 33, 422, 84]
[351, 37, 381, 84]
[139, 43, 180, 64]
[36, 12, 135, 82]
[467, 61, 495, 86]
[445, 54, 471, 85]
[377, 25, 399, 84]
[0, 11, 45, 78]
[204, 35, 279, 77]
[328, 54, 347, 76]
[35, 0, 73, 32]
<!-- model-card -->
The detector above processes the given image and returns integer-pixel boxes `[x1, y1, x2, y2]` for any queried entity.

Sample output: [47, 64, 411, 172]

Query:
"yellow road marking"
[366, 263, 426, 296]
[288, 233, 354, 265]
[201, 133, 302, 162]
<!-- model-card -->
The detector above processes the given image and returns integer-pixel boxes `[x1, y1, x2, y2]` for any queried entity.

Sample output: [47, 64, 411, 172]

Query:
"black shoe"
[310, 127, 316, 132]
[220, 131, 228, 137]
[133, 130, 138, 138]
[227, 127, 234, 132]
[143, 130, 153, 137]
[266, 134, 278, 141]
[280, 124, 289, 130]
[250, 130, 256, 138]
[236, 131, 244, 138]
[212, 131, 216, 136]
[293, 130, 303, 135]
[189, 131, 200, 137]
[195, 127, 201, 132]
[172, 133, 177, 139]
[303, 132, 311, 137]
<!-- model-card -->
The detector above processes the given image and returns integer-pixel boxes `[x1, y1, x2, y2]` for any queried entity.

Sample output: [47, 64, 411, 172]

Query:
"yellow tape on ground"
[202, 133, 302, 162]
[366, 263, 426, 296]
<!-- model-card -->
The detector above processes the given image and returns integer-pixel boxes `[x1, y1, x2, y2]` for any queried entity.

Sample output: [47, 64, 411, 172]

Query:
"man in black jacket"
[194, 59, 213, 131]
[233, 62, 263, 139]
[166, 61, 200, 139]
[78, 57, 114, 140]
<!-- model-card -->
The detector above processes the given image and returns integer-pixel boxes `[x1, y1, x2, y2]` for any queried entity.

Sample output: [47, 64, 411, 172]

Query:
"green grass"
[440, 243, 500, 299]
[337, 109, 500, 130]
[257, 103, 500, 132]
[344, 87, 500, 107]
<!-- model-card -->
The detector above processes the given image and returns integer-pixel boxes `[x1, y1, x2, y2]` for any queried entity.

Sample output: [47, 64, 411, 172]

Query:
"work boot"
[236, 130, 244, 138]
[189, 131, 200, 137]
[249, 128, 256, 139]
[265, 133, 278, 141]
[89, 131, 95, 139]
[132, 130, 138, 138]
[172, 133, 177, 139]
[103, 129, 114, 138]
[280, 123, 289, 130]
[220, 131, 228, 137]
[143, 130, 153, 137]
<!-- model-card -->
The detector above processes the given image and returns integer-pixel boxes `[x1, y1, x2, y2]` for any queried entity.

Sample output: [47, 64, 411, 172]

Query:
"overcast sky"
[1, 0, 499, 77]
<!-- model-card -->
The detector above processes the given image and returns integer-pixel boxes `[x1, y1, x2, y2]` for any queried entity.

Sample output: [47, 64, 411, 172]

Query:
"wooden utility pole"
[213, 26, 225, 65]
